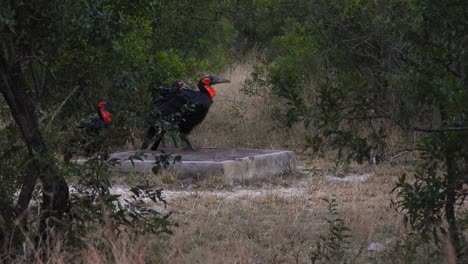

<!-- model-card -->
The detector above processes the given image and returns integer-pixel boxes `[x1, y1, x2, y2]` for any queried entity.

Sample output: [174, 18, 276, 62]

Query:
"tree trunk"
[0, 200, 14, 254]
[0, 42, 69, 246]
[445, 152, 461, 256]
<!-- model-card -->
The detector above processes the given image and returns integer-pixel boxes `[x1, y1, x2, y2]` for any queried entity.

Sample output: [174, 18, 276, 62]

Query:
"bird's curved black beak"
[210, 76, 231, 85]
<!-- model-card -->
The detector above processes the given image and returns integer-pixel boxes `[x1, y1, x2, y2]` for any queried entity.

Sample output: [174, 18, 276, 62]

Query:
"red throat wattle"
[98, 102, 112, 124]
[205, 86, 216, 99]
[100, 109, 112, 124]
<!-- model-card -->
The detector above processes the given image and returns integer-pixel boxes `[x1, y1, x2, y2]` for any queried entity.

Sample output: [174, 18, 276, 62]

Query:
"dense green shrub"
[243, 0, 468, 257]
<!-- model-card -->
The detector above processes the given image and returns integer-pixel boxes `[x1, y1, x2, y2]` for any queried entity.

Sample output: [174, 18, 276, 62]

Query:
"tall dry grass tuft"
[79, 230, 159, 264]
[3, 230, 157, 264]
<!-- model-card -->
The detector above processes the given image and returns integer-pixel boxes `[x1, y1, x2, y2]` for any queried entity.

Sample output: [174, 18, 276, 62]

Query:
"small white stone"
[326, 173, 372, 183]
[367, 242, 384, 251]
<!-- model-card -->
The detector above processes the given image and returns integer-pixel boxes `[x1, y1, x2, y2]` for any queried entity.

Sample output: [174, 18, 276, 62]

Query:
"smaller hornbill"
[63, 101, 112, 161]
[141, 76, 230, 151]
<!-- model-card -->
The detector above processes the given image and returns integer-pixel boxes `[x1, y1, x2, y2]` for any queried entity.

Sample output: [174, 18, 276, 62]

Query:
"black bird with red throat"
[141, 76, 230, 151]
[63, 101, 113, 161]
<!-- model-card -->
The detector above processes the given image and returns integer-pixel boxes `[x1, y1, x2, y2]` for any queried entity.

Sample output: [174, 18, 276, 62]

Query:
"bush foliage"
[1, 0, 467, 261]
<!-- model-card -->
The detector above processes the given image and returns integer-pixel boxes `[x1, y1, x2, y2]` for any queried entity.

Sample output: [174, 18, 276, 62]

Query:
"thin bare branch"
[413, 127, 468, 133]
[46, 85, 80, 130]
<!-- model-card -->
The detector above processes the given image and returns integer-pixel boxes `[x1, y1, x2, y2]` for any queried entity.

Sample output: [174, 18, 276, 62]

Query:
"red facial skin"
[98, 101, 107, 108]
[201, 77, 216, 99]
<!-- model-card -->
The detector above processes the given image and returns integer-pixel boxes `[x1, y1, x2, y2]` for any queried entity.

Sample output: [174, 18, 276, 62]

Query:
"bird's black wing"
[153, 88, 189, 116]
[179, 89, 212, 108]
[78, 117, 105, 130]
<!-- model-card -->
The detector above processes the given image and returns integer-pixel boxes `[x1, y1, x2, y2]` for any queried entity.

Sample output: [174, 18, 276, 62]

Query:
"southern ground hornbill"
[63, 101, 112, 161]
[141, 76, 230, 151]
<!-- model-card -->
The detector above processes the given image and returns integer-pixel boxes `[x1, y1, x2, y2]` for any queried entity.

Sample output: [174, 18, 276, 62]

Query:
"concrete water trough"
[107, 148, 296, 181]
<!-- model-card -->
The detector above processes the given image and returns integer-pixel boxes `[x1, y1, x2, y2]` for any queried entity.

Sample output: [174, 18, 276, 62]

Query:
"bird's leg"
[141, 126, 157, 150]
[63, 136, 76, 162]
[150, 131, 166, 151]
[162, 131, 179, 148]
[180, 133, 196, 151]
[171, 133, 179, 148]
[160, 137, 167, 148]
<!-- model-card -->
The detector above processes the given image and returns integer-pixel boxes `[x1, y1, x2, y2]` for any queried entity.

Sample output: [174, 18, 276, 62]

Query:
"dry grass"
[15, 228, 164, 264]
[15, 163, 431, 264]
[152, 162, 408, 263]
[78, 230, 159, 264]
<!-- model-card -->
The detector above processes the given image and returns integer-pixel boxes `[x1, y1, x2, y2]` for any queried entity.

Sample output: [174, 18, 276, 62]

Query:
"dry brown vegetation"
[155, 164, 406, 263]
[53, 164, 412, 264]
